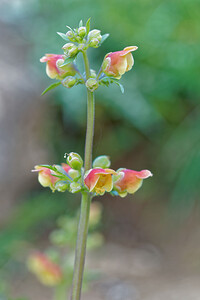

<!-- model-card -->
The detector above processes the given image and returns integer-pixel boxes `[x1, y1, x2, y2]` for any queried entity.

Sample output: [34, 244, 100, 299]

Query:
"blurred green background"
[0, 0, 200, 298]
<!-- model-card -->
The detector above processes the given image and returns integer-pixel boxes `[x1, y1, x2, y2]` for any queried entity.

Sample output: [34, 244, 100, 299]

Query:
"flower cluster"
[40, 19, 138, 95]
[33, 153, 152, 197]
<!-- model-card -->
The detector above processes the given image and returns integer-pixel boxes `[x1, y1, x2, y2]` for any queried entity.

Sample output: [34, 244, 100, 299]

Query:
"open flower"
[114, 169, 152, 197]
[40, 54, 76, 80]
[27, 252, 63, 286]
[102, 46, 138, 79]
[33, 166, 59, 191]
[84, 168, 116, 195]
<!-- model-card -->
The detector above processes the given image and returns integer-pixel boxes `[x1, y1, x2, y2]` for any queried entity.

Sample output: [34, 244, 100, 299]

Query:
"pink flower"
[102, 46, 138, 79]
[33, 166, 59, 191]
[40, 54, 76, 80]
[27, 252, 63, 286]
[114, 169, 152, 197]
[84, 168, 117, 195]
[61, 163, 72, 173]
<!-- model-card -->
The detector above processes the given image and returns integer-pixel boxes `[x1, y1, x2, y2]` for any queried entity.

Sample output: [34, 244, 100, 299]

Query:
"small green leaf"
[60, 57, 75, 67]
[113, 81, 124, 94]
[86, 18, 91, 34]
[100, 77, 124, 93]
[79, 20, 83, 27]
[66, 25, 73, 32]
[100, 33, 109, 45]
[51, 174, 65, 179]
[40, 165, 56, 171]
[57, 32, 69, 42]
[41, 82, 61, 95]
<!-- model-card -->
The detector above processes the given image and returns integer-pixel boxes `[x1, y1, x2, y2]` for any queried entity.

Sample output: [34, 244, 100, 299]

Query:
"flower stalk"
[70, 50, 95, 300]
[33, 18, 152, 300]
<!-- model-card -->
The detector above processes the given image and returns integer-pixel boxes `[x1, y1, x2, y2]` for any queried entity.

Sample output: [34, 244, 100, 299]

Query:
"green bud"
[86, 78, 99, 92]
[88, 29, 102, 42]
[70, 182, 82, 193]
[89, 38, 100, 48]
[78, 26, 86, 38]
[68, 169, 80, 180]
[90, 69, 97, 78]
[66, 30, 76, 42]
[67, 152, 83, 170]
[93, 155, 111, 168]
[62, 76, 76, 88]
[62, 43, 78, 57]
[55, 181, 69, 192]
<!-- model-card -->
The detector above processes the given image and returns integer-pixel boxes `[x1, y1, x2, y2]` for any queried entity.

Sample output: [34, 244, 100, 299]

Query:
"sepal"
[93, 155, 111, 168]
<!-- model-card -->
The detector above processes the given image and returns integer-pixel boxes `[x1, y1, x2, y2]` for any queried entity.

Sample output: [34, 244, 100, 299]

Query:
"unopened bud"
[62, 43, 78, 57]
[88, 29, 102, 42]
[68, 169, 80, 180]
[62, 76, 76, 88]
[90, 69, 97, 78]
[93, 155, 111, 168]
[55, 181, 69, 192]
[86, 78, 99, 92]
[89, 38, 100, 48]
[78, 26, 86, 38]
[67, 152, 83, 170]
[66, 30, 76, 42]
[70, 182, 82, 193]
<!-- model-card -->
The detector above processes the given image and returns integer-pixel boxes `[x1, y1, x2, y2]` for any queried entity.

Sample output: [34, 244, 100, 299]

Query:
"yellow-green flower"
[102, 46, 138, 79]
[84, 168, 116, 195]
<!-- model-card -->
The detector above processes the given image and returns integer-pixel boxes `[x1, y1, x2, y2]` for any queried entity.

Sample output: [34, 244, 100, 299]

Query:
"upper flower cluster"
[33, 153, 152, 198]
[40, 19, 138, 95]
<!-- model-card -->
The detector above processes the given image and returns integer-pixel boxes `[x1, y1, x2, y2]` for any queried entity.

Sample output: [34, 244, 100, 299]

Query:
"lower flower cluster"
[33, 153, 152, 197]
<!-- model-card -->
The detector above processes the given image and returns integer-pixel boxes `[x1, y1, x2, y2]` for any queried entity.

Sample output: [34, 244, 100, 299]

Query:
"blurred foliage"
[27, 201, 103, 294]
[0, 190, 79, 297]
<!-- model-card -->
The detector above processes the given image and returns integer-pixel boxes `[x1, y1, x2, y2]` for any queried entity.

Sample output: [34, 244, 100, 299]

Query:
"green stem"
[70, 50, 95, 300]
[70, 192, 91, 300]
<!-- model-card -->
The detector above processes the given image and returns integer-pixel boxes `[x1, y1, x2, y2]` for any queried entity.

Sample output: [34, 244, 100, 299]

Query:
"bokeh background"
[0, 0, 200, 299]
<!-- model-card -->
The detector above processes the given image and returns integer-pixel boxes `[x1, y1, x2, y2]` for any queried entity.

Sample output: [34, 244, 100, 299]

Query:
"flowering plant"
[33, 18, 152, 300]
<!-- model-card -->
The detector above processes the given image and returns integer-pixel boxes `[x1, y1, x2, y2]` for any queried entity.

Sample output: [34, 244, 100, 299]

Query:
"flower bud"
[93, 155, 111, 169]
[90, 69, 97, 78]
[86, 78, 99, 92]
[62, 43, 78, 57]
[88, 29, 102, 42]
[67, 152, 83, 170]
[89, 38, 100, 48]
[62, 76, 76, 88]
[70, 182, 82, 193]
[55, 181, 69, 192]
[78, 26, 86, 38]
[66, 30, 76, 42]
[68, 169, 80, 180]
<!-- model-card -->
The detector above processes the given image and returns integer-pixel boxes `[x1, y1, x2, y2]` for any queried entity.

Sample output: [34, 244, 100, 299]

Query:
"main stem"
[70, 50, 95, 300]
